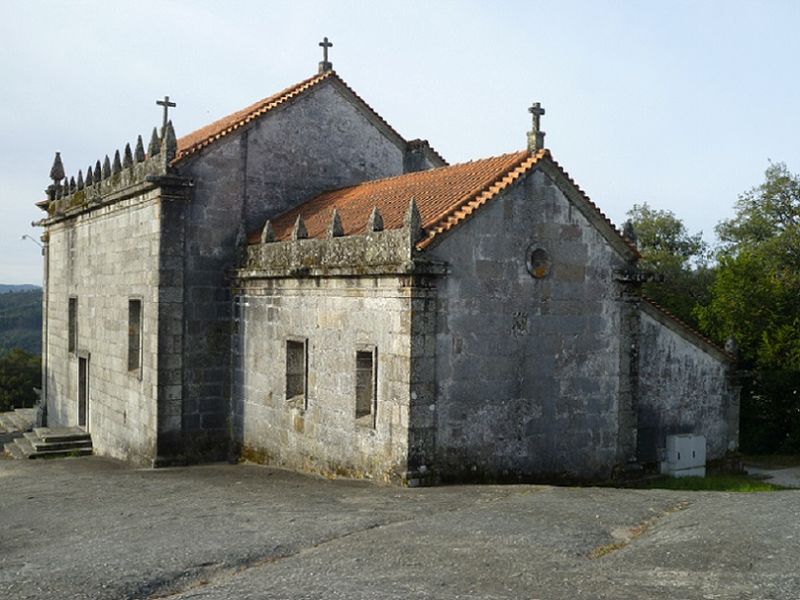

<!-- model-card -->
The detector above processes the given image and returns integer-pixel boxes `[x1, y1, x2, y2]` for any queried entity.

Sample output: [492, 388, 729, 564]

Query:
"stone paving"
[0, 456, 798, 599]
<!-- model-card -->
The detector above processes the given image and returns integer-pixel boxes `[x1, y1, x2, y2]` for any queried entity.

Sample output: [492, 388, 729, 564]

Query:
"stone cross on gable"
[156, 95, 177, 131]
[527, 102, 546, 152]
[318, 36, 333, 73]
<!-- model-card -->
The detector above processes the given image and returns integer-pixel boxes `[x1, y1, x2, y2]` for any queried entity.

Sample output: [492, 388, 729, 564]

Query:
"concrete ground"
[1, 457, 799, 600]
[745, 465, 800, 489]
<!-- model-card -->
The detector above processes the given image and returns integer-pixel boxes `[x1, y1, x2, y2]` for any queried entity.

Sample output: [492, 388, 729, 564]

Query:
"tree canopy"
[695, 162, 800, 452]
[626, 203, 710, 327]
[0, 348, 40, 411]
[697, 162, 800, 372]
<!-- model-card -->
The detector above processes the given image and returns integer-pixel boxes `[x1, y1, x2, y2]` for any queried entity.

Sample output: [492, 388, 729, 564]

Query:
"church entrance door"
[77, 355, 89, 430]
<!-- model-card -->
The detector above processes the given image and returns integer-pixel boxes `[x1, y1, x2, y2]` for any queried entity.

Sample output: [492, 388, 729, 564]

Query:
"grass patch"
[643, 474, 786, 492]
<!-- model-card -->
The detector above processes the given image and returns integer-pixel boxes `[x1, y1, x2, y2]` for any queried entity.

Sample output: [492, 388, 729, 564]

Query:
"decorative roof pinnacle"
[148, 127, 161, 157]
[123, 143, 134, 169]
[112, 150, 122, 175]
[367, 207, 384, 232]
[49, 152, 65, 183]
[260, 220, 275, 243]
[292, 216, 308, 240]
[134, 135, 146, 163]
[328, 208, 344, 238]
[163, 120, 177, 162]
[404, 197, 423, 244]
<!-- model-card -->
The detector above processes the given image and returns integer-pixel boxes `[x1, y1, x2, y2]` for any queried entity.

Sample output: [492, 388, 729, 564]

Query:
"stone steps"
[4, 426, 92, 460]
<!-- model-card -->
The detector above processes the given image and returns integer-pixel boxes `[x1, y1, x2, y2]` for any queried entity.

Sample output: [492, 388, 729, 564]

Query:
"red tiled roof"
[253, 149, 638, 257]
[252, 149, 543, 246]
[176, 71, 334, 162]
[175, 70, 408, 163]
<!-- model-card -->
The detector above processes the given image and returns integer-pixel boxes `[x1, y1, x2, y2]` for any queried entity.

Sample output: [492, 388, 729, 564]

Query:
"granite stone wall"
[426, 169, 633, 481]
[637, 303, 739, 464]
[174, 80, 409, 458]
[231, 276, 415, 483]
[44, 189, 163, 464]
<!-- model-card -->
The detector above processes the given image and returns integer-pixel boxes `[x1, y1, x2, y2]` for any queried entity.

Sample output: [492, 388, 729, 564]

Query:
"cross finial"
[156, 95, 177, 132]
[318, 36, 333, 73]
[527, 102, 546, 152]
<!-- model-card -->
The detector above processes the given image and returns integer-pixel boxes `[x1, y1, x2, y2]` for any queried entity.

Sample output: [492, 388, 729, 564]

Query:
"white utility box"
[660, 434, 706, 477]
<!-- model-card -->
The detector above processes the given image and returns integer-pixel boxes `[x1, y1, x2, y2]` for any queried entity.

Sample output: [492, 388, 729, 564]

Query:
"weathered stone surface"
[637, 302, 739, 464]
[2, 459, 798, 600]
[426, 170, 633, 481]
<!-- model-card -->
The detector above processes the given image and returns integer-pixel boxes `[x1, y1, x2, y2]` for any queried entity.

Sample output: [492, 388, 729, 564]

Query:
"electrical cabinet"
[660, 434, 706, 477]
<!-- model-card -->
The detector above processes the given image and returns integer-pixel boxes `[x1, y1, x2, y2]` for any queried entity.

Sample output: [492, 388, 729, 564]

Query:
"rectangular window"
[355, 348, 377, 424]
[68, 297, 77, 353]
[128, 299, 142, 372]
[285, 339, 307, 408]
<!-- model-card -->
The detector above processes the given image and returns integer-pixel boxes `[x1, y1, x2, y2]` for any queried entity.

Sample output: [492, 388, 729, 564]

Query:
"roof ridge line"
[542, 156, 639, 258]
[417, 149, 547, 249]
[641, 296, 734, 360]
[174, 70, 336, 162]
[298, 149, 533, 199]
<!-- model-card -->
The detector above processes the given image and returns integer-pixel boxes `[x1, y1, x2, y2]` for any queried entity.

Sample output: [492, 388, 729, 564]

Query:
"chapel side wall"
[175, 83, 407, 458]
[427, 171, 630, 481]
[232, 276, 412, 483]
[637, 308, 739, 463]
[43, 191, 161, 464]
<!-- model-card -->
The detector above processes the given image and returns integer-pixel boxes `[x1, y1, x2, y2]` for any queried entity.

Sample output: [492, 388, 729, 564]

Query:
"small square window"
[355, 348, 377, 425]
[286, 339, 307, 409]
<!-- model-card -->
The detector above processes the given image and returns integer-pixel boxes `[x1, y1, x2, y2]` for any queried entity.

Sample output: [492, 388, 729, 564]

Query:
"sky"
[2, 0, 799, 284]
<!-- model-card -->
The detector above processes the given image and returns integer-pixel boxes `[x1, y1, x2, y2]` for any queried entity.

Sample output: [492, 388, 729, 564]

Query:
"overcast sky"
[2, 0, 799, 284]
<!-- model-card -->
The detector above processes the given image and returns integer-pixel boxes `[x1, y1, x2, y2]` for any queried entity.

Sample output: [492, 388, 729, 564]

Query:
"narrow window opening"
[128, 299, 142, 372]
[285, 340, 307, 409]
[355, 348, 377, 425]
[68, 297, 77, 354]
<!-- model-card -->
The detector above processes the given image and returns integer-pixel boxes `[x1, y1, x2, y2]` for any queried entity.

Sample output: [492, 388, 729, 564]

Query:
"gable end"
[537, 159, 639, 262]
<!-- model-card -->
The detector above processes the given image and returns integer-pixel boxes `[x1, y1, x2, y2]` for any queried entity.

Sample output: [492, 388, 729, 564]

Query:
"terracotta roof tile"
[252, 149, 542, 246]
[175, 71, 335, 162]
[253, 148, 639, 257]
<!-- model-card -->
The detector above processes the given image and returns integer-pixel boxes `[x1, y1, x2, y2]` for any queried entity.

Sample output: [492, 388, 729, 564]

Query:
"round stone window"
[526, 246, 551, 279]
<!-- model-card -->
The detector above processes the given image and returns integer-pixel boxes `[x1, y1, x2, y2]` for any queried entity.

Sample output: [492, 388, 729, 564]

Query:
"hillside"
[0, 288, 42, 355]
[0, 284, 39, 294]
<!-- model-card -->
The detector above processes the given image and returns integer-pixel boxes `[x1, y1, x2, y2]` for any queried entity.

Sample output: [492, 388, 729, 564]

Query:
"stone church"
[34, 44, 739, 484]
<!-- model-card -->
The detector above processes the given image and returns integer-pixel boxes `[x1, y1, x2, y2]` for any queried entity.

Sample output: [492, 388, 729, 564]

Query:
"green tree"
[696, 162, 800, 452]
[0, 348, 41, 412]
[626, 203, 710, 327]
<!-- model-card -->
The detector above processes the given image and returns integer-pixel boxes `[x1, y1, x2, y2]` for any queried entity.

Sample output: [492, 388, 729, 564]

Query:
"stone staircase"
[4, 425, 93, 460]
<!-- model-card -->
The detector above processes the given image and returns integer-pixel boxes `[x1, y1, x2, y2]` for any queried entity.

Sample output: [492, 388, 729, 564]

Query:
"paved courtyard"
[1, 456, 798, 599]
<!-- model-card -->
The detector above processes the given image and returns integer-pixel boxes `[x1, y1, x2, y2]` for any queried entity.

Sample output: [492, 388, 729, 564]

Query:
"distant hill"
[0, 284, 40, 294]
[0, 288, 42, 355]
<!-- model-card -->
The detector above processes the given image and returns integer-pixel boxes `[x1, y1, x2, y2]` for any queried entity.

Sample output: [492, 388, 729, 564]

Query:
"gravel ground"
[1, 456, 798, 599]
